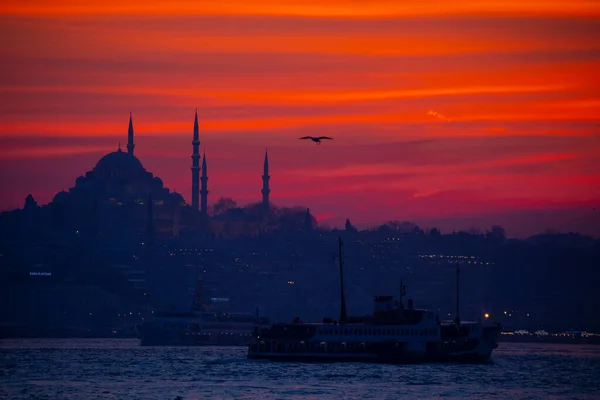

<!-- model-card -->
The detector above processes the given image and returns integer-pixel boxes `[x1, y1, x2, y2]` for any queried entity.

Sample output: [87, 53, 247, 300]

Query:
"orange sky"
[1, 1, 599, 236]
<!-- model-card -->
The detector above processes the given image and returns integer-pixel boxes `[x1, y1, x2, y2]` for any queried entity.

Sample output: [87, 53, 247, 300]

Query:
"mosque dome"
[169, 192, 185, 206]
[153, 176, 164, 188]
[94, 148, 144, 173]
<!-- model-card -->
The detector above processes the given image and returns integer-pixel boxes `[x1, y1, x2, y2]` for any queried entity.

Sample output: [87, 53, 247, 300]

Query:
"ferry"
[139, 281, 269, 346]
[248, 238, 501, 363]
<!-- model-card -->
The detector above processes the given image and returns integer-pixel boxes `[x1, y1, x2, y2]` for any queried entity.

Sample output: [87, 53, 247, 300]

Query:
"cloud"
[428, 110, 452, 122]
[2, 1, 600, 17]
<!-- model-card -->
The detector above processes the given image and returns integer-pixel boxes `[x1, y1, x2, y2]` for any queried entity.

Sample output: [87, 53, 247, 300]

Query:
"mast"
[338, 237, 348, 324]
[399, 279, 406, 309]
[454, 262, 461, 325]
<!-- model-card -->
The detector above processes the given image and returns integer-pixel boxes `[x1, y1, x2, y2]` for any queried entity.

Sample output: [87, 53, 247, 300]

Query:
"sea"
[1, 339, 599, 400]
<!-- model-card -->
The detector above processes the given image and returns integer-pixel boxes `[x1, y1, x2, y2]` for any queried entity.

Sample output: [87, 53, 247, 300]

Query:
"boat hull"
[247, 326, 501, 364]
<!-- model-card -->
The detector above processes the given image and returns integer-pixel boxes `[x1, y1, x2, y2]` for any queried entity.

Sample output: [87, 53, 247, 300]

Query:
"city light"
[484, 313, 490, 319]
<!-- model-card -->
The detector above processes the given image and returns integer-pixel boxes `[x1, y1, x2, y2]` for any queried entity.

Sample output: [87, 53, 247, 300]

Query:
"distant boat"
[139, 281, 269, 346]
[247, 238, 501, 363]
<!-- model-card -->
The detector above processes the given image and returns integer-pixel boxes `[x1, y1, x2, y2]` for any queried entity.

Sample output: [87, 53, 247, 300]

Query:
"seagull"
[299, 136, 334, 145]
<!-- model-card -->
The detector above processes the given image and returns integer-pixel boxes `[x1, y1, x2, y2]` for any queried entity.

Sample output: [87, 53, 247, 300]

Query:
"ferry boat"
[248, 238, 501, 363]
[139, 281, 269, 346]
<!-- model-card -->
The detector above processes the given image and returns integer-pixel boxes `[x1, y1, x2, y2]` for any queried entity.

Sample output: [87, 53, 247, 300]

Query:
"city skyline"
[1, 1, 599, 237]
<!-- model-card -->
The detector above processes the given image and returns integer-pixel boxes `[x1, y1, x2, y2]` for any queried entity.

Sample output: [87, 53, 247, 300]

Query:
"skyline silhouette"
[1, 111, 600, 238]
[1, 2, 599, 237]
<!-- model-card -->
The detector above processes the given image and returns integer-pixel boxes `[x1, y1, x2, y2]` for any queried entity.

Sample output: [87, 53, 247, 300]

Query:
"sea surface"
[1, 339, 599, 400]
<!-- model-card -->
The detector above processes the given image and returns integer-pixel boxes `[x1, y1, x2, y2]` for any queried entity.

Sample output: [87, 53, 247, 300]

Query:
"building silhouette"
[127, 112, 135, 156]
[5, 110, 279, 238]
[191, 109, 201, 211]
[46, 114, 185, 235]
[261, 150, 270, 210]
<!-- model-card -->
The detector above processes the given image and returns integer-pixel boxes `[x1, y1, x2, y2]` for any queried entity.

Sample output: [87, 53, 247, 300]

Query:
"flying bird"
[299, 136, 334, 145]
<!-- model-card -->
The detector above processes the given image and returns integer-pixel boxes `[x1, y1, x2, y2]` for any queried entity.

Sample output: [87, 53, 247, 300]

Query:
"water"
[1, 339, 599, 399]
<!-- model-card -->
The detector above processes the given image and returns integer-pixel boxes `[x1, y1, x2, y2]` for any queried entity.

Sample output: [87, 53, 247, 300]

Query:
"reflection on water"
[1, 339, 599, 400]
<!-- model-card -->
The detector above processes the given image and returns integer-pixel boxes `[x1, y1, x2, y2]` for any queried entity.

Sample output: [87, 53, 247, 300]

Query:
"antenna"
[338, 237, 348, 324]
[454, 262, 461, 325]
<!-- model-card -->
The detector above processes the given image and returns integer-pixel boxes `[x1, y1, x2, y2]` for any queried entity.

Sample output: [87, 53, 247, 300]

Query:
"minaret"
[261, 149, 270, 210]
[200, 151, 208, 215]
[191, 109, 200, 211]
[127, 112, 135, 156]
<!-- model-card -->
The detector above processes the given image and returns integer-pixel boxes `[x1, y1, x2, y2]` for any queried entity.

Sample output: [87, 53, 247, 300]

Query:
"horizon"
[1, 1, 599, 238]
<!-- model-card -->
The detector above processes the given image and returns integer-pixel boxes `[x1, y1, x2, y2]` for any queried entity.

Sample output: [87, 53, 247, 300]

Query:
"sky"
[1, 1, 599, 237]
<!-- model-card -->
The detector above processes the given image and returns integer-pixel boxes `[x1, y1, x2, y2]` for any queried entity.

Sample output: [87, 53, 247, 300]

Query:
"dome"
[94, 148, 144, 172]
[169, 192, 185, 205]
[53, 190, 70, 204]
[75, 176, 86, 187]
[153, 176, 164, 188]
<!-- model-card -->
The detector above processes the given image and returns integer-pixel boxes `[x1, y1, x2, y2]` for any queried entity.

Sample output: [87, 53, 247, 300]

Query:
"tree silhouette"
[486, 225, 506, 241]
[429, 227, 441, 236]
[212, 197, 237, 215]
[345, 218, 358, 233]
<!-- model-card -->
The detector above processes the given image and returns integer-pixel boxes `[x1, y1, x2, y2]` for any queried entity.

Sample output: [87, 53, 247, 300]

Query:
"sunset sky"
[1, 1, 599, 237]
